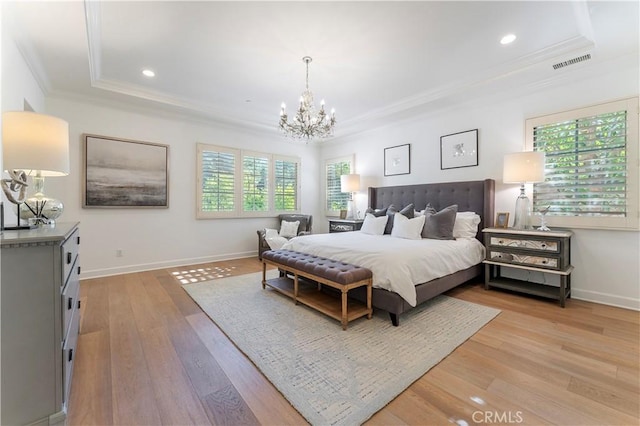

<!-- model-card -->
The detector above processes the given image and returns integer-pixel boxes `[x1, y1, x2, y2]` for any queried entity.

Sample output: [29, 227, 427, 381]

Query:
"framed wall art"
[440, 129, 478, 170]
[83, 134, 169, 208]
[384, 143, 411, 176]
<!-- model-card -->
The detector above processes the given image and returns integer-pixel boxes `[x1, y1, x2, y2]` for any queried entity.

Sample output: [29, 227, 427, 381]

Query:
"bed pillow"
[391, 212, 425, 240]
[421, 204, 458, 240]
[364, 206, 388, 217]
[453, 212, 481, 239]
[360, 213, 389, 235]
[378, 204, 396, 234]
[279, 220, 300, 238]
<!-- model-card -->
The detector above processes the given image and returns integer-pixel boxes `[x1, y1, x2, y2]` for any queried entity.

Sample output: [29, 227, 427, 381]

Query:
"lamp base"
[513, 185, 532, 230]
[346, 199, 357, 220]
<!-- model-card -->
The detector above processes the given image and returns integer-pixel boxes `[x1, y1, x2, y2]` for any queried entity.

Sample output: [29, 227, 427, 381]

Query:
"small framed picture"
[495, 212, 510, 228]
[340, 209, 347, 219]
[384, 144, 411, 176]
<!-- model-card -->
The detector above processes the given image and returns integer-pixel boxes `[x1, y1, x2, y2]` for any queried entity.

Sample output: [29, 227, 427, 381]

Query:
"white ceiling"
[5, 1, 639, 138]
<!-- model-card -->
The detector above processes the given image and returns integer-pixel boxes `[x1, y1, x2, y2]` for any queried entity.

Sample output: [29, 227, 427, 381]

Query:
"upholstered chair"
[257, 214, 312, 260]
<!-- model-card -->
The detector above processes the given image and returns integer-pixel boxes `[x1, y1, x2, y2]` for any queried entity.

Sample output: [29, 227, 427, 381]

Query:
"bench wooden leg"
[261, 262, 266, 289]
[293, 273, 299, 305]
[341, 289, 348, 330]
[367, 282, 372, 319]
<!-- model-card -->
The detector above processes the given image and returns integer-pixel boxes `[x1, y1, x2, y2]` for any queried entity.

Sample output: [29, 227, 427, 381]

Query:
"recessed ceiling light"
[500, 34, 516, 45]
[142, 69, 155, 77]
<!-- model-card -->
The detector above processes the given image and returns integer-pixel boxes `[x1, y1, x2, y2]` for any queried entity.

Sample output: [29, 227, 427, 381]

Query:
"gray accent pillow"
[365, 206, 388, 217]
[384, 204, 398, 234]
[421, 204, 458, 240]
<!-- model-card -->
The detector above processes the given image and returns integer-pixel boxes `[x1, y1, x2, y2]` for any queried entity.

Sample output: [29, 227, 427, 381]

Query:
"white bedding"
[281, 232, 485, 307]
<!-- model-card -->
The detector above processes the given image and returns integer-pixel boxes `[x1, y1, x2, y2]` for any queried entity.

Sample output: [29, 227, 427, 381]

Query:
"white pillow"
[360, 213, 388, 235]
[453, 212, 481, 239]
[279, 220, 300, 238]
[391, 212, 426, 240]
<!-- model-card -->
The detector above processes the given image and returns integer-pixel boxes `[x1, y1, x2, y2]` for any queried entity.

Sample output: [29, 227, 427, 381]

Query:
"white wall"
[44, 97, 321, 278]
[321, 66, 640, 310]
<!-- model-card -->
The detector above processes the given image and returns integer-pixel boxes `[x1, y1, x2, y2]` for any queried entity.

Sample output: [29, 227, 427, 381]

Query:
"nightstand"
[329, 218, 364, 233]
[482, 227, 573, 307]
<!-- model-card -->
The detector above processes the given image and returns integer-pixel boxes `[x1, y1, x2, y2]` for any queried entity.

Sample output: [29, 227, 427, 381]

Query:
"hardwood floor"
[69, 258, 639, 425]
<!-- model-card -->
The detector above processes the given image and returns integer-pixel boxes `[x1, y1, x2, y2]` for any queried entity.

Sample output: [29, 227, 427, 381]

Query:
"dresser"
[1, 222, 81, 425]
[329, 219, 364, 233]
[482, 227, 573, 307]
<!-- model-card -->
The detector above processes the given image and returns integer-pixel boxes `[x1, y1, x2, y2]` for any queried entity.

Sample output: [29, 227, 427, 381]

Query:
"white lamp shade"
[503, 151, 545, 183]
[340, 173, 360, 193]
[2, 111, 70, 176]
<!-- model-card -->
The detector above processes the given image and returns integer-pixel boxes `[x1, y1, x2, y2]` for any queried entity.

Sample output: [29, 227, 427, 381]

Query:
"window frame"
[525, 97, 639, 230]
[324, 155, 355, 217]
[196, 143, 301, 219]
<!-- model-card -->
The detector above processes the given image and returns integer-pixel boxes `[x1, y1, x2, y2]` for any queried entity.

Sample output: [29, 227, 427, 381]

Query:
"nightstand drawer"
[489, 251, 558, 269]
[329, 219, 363, 233]
[489, 236, 558, 253]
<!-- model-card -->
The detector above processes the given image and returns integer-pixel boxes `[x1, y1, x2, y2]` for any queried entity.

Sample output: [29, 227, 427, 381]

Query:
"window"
[324, 155, 354, 216]
[197, 143, 301, 218]
[525, 97, 639, 230]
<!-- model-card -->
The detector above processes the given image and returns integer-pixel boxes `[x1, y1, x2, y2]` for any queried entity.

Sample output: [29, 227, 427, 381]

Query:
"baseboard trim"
[571, 288, 640, 311]
[80, 251, 258, 280]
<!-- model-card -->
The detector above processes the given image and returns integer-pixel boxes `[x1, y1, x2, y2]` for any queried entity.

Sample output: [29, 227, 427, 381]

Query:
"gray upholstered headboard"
[367, 179, 495, 241]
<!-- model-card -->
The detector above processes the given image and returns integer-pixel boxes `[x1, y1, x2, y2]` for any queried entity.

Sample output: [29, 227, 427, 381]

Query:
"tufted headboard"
[367, 179, 495, 241]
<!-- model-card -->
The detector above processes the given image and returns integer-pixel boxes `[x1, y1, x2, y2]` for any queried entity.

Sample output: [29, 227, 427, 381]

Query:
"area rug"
[183, 271, 500, 426]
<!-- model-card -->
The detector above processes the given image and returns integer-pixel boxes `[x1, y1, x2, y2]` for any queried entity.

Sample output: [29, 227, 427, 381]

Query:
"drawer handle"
[66, 252, 72, 264]
[498, 240, 504, 244]
[77, 300, 81, 310]
[77, 266, 81, 275]
[77, 236, 80, 245]
[68, 349, 73, 363]
[68, 298, 73, 310]
[542, 243, 547, 248]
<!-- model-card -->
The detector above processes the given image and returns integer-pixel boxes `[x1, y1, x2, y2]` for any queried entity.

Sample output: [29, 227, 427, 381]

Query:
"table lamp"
[2, 111, 70, 227]
[503, 151, 545, 229]
[340, 173, 360, 220]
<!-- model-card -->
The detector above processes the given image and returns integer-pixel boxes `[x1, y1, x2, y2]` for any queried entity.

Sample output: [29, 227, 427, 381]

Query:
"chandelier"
[279, 56, 336, 140]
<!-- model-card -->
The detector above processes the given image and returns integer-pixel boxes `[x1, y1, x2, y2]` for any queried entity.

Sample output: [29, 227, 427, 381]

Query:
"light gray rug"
[183, 271, 500, 426]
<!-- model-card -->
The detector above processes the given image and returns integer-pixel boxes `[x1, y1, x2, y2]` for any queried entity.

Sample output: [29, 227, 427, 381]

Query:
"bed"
[283, 179, 495, 326]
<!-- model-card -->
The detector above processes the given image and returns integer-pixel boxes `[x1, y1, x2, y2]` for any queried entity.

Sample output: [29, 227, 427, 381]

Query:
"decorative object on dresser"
[1, 223, 81, 425]
[2, 111, 70, 228]
[340, 173, 360, 219]
[83, 134, 169, 208]
[482, 227, 573, 307]
[329, 218, 364, 233]
[278, 56, 336, 141]
[503, 151, 545, 229]
[440, 129, 478, 170]
[256, 213, 312, 260]
[495, 212, 510, 228]
[384, 143, 411, 176]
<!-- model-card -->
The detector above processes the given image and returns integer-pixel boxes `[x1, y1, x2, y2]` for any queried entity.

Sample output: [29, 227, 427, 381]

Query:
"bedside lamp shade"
[3, 111, 70, 176]
[340, 173, 360, 220]
[503, 151, 545, 229]
[2, 111, 70, 227]
[340, 173, 360, 193]
[503, 151, 545, 184]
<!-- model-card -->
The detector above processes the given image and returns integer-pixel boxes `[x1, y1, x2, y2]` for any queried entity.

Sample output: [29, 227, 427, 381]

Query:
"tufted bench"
[261, 249, 372, 330]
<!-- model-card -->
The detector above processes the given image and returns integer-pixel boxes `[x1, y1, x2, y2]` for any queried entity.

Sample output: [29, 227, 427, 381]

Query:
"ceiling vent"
[552, 54, 592, 70]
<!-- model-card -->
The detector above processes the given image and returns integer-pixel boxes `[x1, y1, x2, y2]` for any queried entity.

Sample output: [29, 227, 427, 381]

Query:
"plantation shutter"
[274, 157, 299, 211]
[200, 149, 236, 213]
[532, 110, 628, 218]
[325, 158, 352, 214]
[243, 154, 269, 212]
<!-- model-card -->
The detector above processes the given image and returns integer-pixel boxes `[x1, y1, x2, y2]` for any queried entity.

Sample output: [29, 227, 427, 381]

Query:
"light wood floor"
[69, 257, 639, 425]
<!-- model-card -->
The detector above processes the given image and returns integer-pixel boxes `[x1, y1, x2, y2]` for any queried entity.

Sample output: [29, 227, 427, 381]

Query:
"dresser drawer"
[489, 236, 559, 253]
[62, 228, 80, 283]
[62, 305, 80, 404]
[62, 255, 80, 342]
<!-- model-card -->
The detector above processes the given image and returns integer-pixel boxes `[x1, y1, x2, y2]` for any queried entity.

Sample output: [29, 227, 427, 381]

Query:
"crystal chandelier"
[279, 56, 336, 140]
